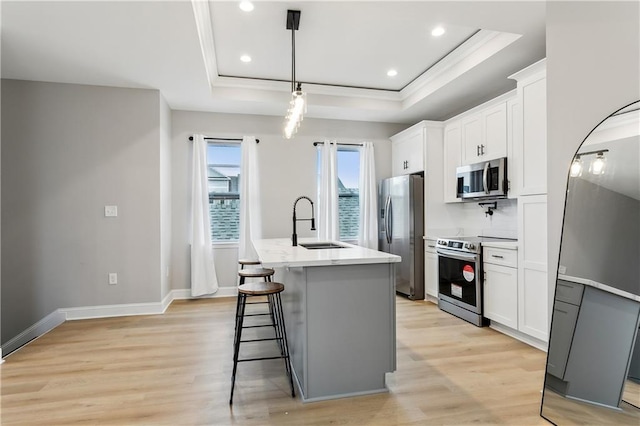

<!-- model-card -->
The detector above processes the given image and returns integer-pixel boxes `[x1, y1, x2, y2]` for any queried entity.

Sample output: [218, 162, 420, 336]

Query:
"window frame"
[206, 141, 242, 247]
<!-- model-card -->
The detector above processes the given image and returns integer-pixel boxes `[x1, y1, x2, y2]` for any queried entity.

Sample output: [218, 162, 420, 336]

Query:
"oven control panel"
[436, 238, 480, 254]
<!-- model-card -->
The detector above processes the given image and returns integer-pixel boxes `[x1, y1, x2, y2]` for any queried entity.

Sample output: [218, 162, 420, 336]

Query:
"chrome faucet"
[292, 196, 316, 246]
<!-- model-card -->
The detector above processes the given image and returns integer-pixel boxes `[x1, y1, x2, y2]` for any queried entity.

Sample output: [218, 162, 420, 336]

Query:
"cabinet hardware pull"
[477, 145, 480, 156]
[491, 255, 504, 258]
[481, 144, 485, 155]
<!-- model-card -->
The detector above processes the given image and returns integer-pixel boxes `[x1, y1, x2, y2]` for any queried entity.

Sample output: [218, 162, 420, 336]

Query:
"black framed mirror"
[541, 100, 640, 424]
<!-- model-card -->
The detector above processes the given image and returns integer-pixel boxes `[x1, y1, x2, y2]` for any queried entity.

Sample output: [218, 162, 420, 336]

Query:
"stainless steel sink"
[299, 242, 348, 250]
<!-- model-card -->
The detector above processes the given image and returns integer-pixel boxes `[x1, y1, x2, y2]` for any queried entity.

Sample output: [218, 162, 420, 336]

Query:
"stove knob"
[468, 243, 476, 250]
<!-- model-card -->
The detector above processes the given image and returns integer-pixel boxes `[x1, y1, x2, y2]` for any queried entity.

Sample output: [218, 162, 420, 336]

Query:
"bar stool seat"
[238, 259, 261, 269]
[238, 267, 274, 280]
[230, 281, 295, 404]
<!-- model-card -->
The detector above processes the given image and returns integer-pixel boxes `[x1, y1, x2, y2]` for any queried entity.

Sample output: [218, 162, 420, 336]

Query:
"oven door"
[437, 248, 482, 314]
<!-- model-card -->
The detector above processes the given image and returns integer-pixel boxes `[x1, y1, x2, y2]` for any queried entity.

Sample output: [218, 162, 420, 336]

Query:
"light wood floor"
[1, 296, 552, 425]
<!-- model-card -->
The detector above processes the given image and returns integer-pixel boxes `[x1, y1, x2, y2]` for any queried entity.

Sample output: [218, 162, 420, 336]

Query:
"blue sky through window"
[337, 149, 359, 189]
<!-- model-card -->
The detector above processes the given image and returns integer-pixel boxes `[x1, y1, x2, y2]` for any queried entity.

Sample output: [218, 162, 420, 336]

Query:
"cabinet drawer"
[555, 280, 584, 306]
[483, 247, 517, 267]
[425, 240, 437, 254]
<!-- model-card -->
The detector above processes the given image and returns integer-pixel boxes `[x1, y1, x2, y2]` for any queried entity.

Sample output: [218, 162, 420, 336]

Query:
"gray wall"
[547, 2, 640, 304]
[1, 80, 165, 344]
[170, 111, 404, 290]
[560, 179, 640, 295]
[160, 95, 172, 300]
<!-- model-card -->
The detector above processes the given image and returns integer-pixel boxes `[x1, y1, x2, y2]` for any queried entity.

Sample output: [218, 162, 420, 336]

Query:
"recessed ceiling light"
[240, 55, 252, 63]
[431, 26, 445, 37]
[387, 69, 398, 77]
[239, 1, 254, 12]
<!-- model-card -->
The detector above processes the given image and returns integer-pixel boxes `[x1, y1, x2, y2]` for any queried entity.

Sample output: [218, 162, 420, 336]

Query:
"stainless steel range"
[436, 236, 515, 326]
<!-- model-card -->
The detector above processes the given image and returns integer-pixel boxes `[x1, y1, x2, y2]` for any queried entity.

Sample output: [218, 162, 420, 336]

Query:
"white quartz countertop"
[254, 238, 401, 268]
[481, 241, 518, 249]
[558, 274, 640, 302]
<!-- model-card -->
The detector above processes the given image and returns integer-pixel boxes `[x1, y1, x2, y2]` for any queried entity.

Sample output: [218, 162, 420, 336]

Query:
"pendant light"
[283, 10, 305, 139]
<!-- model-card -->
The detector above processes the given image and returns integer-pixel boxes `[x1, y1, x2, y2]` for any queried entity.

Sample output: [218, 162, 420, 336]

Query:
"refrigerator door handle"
[387, 195, 393, 244]
[383, 196, 391, 244]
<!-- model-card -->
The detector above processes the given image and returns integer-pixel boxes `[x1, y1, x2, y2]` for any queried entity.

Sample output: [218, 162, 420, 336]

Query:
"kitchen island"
[254, 238, 401, 402]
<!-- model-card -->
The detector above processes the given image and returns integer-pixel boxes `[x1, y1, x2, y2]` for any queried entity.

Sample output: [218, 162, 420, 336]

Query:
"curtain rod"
[188, 136, 260, 143]
[313, 141, 363, 147]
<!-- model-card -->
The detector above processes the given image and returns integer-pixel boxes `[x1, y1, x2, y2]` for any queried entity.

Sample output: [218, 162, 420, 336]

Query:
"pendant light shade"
[283, 10, 305, 139]
[589, 151, 607, 175]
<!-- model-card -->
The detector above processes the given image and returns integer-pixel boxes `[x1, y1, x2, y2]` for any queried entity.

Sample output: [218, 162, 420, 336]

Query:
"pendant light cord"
[291, 25, 296, 92]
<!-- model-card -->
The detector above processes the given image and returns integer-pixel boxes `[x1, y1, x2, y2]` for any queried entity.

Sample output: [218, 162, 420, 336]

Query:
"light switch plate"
[105, 205, 118, 217]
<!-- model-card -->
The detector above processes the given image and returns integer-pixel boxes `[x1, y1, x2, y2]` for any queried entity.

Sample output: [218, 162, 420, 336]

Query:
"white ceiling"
[1, 1, 546, 124]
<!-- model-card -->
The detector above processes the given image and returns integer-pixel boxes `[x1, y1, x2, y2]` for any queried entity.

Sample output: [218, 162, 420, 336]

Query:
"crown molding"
[191, 1, 522, 115]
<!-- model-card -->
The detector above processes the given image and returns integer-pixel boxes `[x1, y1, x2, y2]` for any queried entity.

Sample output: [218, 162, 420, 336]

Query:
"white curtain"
[190, 134, 219, 296]
[358, 142, 378, 249]
[238, 136, 261, 261]
[317, 140, 339, 241]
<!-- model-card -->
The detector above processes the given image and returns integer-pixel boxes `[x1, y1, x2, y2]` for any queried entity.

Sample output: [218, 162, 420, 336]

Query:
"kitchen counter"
[254, 238, 400, 268]
[254, 238, 398, 402]
[558, 274, 640, 302]
[481, 241, 518, 249]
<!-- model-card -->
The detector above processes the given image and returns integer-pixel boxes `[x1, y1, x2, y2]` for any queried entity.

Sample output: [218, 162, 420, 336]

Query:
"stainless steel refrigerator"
[378, 174, 424, 300]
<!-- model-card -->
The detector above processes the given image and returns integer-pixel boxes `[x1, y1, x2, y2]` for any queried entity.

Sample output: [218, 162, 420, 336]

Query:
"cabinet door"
[461, 113, 482, 164]
[484, 263, 518, 329]
[443, 122, 462, 203]
[546, 300, 579, 379]
[425, 251, 439, 298]
[391, 127, 424, 176]
[518, 195, 549, 341]
[519, 77, 547, 195]
[482, 102, 508, 160]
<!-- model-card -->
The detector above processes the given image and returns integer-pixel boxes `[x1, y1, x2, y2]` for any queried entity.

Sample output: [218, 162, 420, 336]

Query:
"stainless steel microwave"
[456, 157, 507, 200]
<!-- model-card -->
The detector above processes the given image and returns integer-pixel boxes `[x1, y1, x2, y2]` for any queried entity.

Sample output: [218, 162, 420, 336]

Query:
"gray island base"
[254, 238, 400, 402]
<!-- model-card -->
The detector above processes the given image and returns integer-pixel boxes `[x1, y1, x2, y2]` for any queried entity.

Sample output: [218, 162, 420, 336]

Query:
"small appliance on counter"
[435, 235, 516, 326]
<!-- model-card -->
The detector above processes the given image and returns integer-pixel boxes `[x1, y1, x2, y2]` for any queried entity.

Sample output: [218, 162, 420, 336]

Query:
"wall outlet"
[108, 273, 118, 285]
[105, 205, 118, 217]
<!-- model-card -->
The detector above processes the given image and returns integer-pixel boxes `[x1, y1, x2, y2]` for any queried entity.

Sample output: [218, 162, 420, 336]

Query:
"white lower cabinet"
[425, 241, 439, 299]
[483, 247, 518, 329]
[517, 195, 549, 342]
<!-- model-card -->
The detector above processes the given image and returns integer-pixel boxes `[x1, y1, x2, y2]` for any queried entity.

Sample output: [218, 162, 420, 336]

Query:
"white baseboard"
[2, 309, 67, 356]
[489, 322, 548, 352]
[170, 286, 238, 300]
[2, 286, 239, 357]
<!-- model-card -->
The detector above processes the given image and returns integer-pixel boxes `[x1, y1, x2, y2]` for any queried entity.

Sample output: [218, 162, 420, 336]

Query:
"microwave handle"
[482, 162, 490, 194]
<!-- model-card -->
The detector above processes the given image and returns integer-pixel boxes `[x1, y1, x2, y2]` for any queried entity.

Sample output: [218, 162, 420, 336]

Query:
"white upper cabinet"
[461, 101, 508, 164]
[443, 121, 462, 203]
[391, 123, 425, 176]
[509, 59, 547, 196]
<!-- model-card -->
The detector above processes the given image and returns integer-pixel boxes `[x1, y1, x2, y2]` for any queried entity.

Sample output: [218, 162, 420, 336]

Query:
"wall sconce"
[570, 156, 583, 177]
[569, 149, 609, 177]
[588, 151, 607, 175]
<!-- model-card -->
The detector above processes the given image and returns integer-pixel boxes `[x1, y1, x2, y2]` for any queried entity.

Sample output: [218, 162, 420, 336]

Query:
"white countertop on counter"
[481, 241, 518, 249]
[254, 238, 401, 268]
[558, 274, 640, 302]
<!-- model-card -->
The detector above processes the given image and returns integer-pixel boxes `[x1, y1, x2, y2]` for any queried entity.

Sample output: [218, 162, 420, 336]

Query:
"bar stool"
[235, 268, 275, 333]
[238, 259, 261, 270]
[230, 281, 295, 404]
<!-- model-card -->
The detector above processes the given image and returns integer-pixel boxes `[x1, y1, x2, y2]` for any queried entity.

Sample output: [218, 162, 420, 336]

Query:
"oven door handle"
[437, 248, 479, 262]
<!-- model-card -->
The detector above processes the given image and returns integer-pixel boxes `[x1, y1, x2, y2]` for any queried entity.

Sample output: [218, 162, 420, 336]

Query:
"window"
[337, 149, 360, 240]
[317, 148, 361, 241]
[207, 143, 241, 242]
